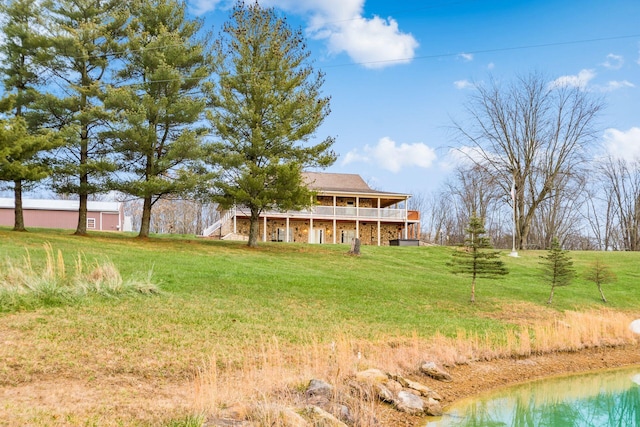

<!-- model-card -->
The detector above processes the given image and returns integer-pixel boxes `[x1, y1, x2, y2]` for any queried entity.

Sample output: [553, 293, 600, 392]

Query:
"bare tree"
[447, 163, 506, 245]
[422, 190, 455, 245]
[452, 72, 603, 250]
[122, 198, 218, 235]
[529, 172, 589, 249]
[598, 156, 640, 251]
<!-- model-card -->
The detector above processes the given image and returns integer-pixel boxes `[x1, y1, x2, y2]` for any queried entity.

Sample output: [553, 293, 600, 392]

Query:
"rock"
[205, 403, 254, 426]
[395, 390, 425, 415]
[375, 383, 395, 403]
[420, 361, 452, 382]
[391, 374, 438, 399]
[356, 368, 389, 383]
[305, 406, 349, 427]
[385, 379, 403, 393]
[253, 404, 308, 427]
[424, 398, 443, 416]
[336, 404, 353, 424]
[306, 379, 334, 399]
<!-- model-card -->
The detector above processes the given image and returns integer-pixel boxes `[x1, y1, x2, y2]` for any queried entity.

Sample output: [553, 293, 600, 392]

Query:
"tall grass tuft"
[0, 243, 159, 311]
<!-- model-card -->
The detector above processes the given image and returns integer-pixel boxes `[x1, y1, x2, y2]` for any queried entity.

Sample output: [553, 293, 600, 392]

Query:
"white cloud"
[604, 127, 640, 160]
[342, 137, 436, 172]
[599, 80, 635, 92]
[601, 53, 624, 70]
[551, 69, 596, 89]
[191, 0, 418, 69]
[188, 0, 226, 15]
[458, 53, 473, 62]
[487, 62, 495, 70]
[324, 16, 418, 68]
[454, 80, 473, 90]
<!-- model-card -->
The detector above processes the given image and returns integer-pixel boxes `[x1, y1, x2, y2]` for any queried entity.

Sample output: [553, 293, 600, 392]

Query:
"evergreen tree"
[103, 0, 212, 238]
[206, 1, 336, 247]
[449, 215, 508, 302]
[42, 0, 128, 235]
[540, 237, 575, 304]
[584, 259, 616, 303]
[0, 0, 60, 231]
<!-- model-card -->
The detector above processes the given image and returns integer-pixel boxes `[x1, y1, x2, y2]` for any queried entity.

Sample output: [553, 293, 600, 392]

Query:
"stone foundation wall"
[233, 218, 405, 245]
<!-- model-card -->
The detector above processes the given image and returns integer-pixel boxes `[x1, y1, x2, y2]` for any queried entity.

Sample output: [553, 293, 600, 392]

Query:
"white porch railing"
[244, 205, 407, 220]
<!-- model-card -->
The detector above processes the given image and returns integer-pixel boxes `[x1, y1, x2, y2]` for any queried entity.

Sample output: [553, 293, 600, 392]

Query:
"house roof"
[301, 172, 410, 198]
[0, 198, 120, 212]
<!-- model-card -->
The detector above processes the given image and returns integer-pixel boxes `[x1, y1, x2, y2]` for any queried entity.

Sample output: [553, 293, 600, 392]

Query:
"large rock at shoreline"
[420, 361, 453, 382]
[395, 391, 424, 414]
[353, 368, 444, 415]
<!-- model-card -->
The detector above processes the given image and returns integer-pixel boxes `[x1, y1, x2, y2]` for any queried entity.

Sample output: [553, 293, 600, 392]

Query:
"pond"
[425, 365, 640, 426]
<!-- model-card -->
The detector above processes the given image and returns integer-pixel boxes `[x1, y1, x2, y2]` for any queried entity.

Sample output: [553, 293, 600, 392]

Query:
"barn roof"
[0, 198, 120, 212]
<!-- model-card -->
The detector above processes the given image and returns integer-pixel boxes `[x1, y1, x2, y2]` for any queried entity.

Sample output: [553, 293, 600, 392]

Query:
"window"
[87, 218, 96, 229]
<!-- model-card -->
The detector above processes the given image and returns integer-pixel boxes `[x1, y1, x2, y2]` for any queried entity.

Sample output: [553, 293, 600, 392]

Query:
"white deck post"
[377, 197, 381, 246]
[404, 199, 408, 239]
[332, 195, 337, 244]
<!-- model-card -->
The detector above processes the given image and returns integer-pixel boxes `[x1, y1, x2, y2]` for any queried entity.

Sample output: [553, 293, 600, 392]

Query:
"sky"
[191, 0, 640, 197]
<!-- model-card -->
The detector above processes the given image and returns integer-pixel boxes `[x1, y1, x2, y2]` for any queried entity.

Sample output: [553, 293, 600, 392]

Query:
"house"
[203, 172, 420, 246]
[0, 198, 126, 232]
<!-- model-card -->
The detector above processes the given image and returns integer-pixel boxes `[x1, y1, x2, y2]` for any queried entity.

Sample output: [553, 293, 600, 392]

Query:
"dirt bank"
[427, 344, 640, 406]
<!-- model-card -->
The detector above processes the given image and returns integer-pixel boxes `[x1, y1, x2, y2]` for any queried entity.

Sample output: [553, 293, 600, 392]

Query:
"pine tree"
[42, 0, 128, 235]
[103, 0, 212, 238]
[449, 215, 508, 302]
[0, 0, 61, 231]
[540, 237, 575, 304]
[206, 1, 336, 247]
[584, 259, 616, 303]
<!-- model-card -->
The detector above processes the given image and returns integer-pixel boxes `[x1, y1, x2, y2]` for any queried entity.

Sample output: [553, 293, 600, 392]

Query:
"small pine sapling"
[449, 215, 508, 303]
[540, 237, 575, 304]
[584, 259, 617, 303]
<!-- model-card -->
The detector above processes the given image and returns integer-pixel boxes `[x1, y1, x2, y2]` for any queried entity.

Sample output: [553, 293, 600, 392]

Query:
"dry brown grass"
[194, 309, 640, 423]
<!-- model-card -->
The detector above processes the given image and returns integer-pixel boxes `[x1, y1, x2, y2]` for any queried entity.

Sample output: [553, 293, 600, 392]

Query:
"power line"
[323, 33, 640, 69]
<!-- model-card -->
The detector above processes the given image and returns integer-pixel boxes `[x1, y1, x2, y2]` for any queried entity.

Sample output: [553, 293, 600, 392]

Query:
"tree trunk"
[75, 72, 90, 236]
[138, 196, 153, 238]
[13, 179, 26, 232]
[470, 274, 476, 303]
[598, 284, 607, 303]
[75, 192, 88, 235]
[547, 286, 555, 304]
[74, 132, 89, 236]
[248, 209, 260, 247]
[349, 238, 361, 255]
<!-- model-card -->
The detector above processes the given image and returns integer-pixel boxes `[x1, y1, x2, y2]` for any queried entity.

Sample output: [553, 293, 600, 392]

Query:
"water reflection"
[426, 366, 640, 427]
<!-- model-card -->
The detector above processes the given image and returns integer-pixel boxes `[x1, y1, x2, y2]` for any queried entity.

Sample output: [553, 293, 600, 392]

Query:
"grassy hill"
[1, 227, 639, 425]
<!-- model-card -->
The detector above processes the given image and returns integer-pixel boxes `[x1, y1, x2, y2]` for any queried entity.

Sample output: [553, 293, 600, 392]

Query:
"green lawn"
[1, 227, 639, 425]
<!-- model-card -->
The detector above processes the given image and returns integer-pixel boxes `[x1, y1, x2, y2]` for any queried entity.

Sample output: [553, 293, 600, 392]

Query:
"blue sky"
[189, 0, 640, 197]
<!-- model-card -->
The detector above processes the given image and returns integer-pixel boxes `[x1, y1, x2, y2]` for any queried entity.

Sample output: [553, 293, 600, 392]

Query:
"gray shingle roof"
[302, 172, 371, 192]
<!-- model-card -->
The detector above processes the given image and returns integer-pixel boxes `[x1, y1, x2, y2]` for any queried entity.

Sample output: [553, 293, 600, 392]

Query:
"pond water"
[425, 365, 640, 427]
